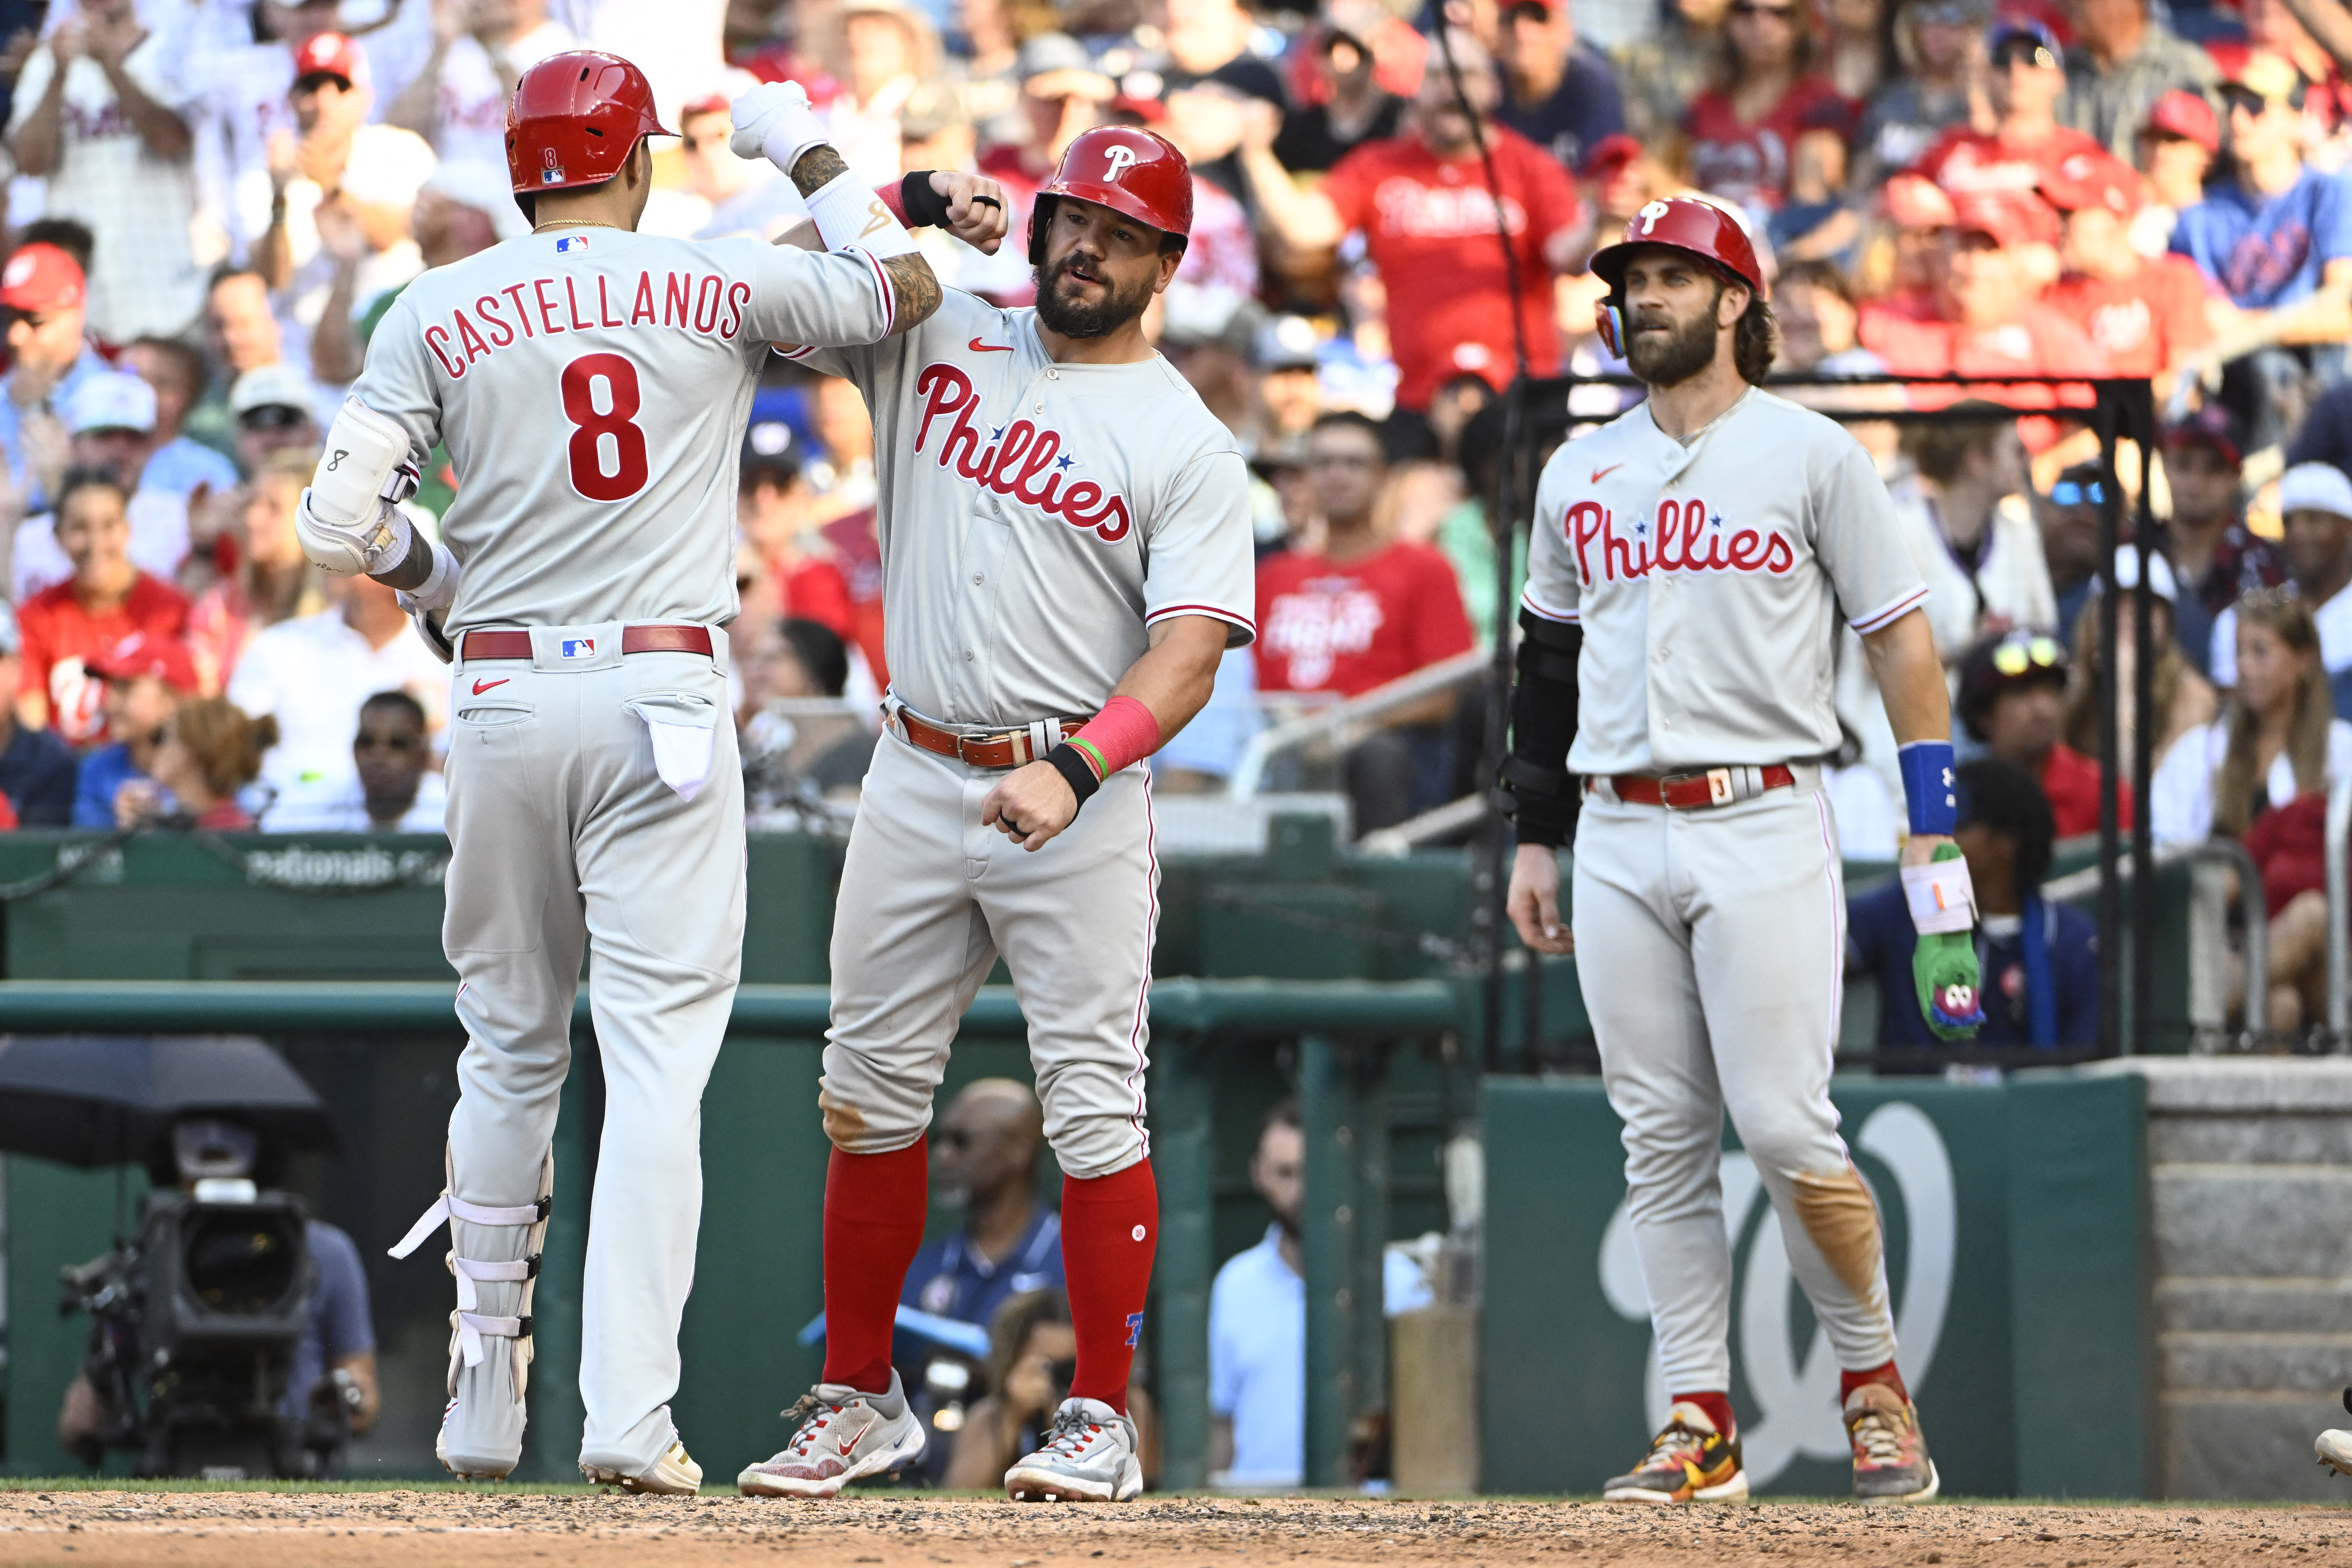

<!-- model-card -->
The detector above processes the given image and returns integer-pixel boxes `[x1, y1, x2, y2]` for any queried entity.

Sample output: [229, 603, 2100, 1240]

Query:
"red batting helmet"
[1026, 125, 1193, 266]
[1588, 196, 1766, 358]
[506, 50, 675, 198]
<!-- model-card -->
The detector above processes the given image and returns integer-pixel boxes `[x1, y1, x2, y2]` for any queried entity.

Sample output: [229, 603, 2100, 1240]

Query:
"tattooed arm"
[789, 146, 943, 334]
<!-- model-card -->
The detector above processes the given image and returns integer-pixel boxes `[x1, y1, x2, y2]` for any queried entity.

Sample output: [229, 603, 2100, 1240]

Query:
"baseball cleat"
[1602, 1401, 1748, 1503]
[1843, 1382, 1939, 1501]
[1004, 1397, 1145, 1502]
[2319, 1429, 2352, 1477]
[583, 1439, 704, 1495]
[737, 1370, 926, 1498]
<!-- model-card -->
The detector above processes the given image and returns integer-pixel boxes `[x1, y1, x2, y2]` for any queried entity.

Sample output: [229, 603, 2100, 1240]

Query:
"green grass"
[0, 1477, 609, 1494]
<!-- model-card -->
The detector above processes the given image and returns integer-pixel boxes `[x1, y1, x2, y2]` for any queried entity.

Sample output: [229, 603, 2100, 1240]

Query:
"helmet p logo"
[1102, 144, 1140, 178]
[1637, 200, 1671, 235]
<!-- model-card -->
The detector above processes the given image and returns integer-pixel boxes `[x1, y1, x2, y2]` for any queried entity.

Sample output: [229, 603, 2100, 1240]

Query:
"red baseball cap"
[1951, 188, 2060, 247]
[1580, 133, 1643, 179]
[292, 30, 365, 87]
[1879, 171, 1957, 231]
[679, 93, 732, 120]
[2041, 149, 2142, 216]
[87, 631, 200, 694]
[2142, 88, 2219, 152]
[0, 242, 84, 313]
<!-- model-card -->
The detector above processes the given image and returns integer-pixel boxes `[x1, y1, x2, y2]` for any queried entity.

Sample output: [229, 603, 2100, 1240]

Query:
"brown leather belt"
[894, 707, 1094, 770]
[1603, 764, 1797, 810]
[460, 624, 714, 660]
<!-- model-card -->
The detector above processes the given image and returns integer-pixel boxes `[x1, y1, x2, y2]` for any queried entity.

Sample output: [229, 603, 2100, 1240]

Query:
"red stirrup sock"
[1840, 1359, 1908, 1405]
[1672, 1391, 1738, 1440]
[1061, 1158, 1159, 1414]
[821, 1142, 929, 1394]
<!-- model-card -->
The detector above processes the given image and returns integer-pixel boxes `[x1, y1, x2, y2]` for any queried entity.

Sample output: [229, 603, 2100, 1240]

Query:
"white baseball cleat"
[737, 1370, 926, 1498]
[583, 1439, 704, 1495]
[1004, 1397, 1144, 1502]
[2319, 1429, 2352, 1477]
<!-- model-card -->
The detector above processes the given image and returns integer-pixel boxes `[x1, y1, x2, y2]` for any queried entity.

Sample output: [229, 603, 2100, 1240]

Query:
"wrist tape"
[806, 171, 920, 260]
[1898, 739, 1958, 837]
[1045, 696, 1163, 820]
[1900, 855, 1978, 934]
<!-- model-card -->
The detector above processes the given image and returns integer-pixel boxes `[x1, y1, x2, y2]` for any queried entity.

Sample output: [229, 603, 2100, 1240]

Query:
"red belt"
[1606, 764, 1797, 810]
[895, 708, 1094, 770]
[460, 624, 713, 661]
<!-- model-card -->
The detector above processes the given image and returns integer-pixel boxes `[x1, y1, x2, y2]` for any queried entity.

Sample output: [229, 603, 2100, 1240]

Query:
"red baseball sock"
[1839, 1359, 1908, 1405]
[821, 1142, 928, 1395]
[1671, 1390, 1738, 1439]
[1060, 1158, 1158, 1414]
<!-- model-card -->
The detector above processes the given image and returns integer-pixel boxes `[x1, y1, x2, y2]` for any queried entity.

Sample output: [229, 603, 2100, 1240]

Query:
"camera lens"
[181, 1211, 301, 1312]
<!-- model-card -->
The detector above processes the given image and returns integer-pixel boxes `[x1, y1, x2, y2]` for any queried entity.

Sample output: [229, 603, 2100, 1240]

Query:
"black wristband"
[900, 172, 954, 228]
[1045, 743, 1102, 813]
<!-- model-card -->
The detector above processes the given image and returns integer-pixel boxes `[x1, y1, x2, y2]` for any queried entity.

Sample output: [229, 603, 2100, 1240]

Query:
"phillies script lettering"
[915, 363, 1132, 543]
[1569, 497, 1794, 586]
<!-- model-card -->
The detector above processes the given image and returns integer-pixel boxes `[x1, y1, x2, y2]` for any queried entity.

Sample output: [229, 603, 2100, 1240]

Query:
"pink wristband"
[1064, 695, 1162, 782]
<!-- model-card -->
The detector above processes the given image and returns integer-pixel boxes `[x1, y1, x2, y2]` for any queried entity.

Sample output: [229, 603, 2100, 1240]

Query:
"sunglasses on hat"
[1991, 635, 2064, 677]
[2049, 478, 2107, 507]
[238, 404, 310, 432]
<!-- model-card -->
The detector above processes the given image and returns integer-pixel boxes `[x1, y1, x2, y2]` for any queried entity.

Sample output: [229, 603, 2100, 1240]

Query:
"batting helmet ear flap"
[1596, 297, 1625, 359]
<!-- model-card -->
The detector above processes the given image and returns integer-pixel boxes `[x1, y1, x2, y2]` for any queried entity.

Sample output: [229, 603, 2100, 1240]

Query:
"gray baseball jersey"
[368, 223, 908, 1482]
[792, 289, 1253, 1182]
[1523, 387, 1927, 777]
[784, 289, 1257, 725]
[353, 227, 903, 632]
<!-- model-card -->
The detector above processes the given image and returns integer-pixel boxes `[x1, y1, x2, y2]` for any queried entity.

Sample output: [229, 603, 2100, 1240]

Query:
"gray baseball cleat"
[1004, 1397, 1144, 1502]
[737, 1370, 926, 1498]
[585, 1439, 704, 1495]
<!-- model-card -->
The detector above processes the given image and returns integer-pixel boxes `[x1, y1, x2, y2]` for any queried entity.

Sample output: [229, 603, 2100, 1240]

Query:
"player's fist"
[929, 171, 1009, 255]
[1507, 842, 1574, 956]
[981, 761, 1080, 853]
[730, 80, 828, 175]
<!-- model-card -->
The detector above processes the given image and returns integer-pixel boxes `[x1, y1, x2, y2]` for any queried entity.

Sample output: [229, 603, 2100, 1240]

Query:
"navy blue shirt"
[1492, 43, 1626, 173]
[0, 720, 78, 826]
[73, 743, 152, 830]
[900, 1206, 1065, 1334]
[2172, 167, 2352, 310]
[280, 1219, 375, 1421]
[1847, 880, 2101, 1049]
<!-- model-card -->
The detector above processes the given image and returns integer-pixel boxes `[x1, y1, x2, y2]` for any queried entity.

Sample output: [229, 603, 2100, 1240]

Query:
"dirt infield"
[4, 1490, 2352, 1568]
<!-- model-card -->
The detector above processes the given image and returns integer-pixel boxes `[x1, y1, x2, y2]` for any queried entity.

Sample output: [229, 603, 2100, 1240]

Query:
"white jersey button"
[973, 573, 984, 584]
[964, 650, 975, 661]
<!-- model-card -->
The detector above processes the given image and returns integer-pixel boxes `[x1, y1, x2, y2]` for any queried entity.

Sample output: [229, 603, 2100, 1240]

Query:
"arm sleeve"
[1520, 453, 1581, 626]
[737, 240, 905, 349]
[1142, 450, 1257, 646]
[347, 297, 445, 467]
[1810, 429, 1931, 633]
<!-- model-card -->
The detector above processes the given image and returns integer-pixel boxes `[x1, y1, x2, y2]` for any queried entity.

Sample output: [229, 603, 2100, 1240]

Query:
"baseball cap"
[339, 124, 437, 208]
[1950, 188, 2060, 247]
[2041, 149, 2142, 217]
[87, 630, 200, 693]
[1987, 15, 2063, 66]
[1255, 313, 1322, 372]
[2224, 49, 2307, 110]
[1957, 630, 2069, 739]
[1879, 171, 1957, 231]
[1580, 133, 1644, 180]
[1019, 32, 1116, 100]
[2279, 461, 2352, 520]
[2142, 89, 2220, 152]
[291, 30, 366, 88]
[421, 157, 532, 242]
[2163, 403, 2243, 468]
[0, 242, 85, 314]
[678, 92, 732, 121]
[64, 372, 158, 436]
[230, 362, 318, 421]
[741, 417, 799, 477]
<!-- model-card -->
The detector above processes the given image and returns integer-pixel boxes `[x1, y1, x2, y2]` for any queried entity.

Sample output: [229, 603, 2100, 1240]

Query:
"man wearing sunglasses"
[0, 241, 107, 516]
[1916, 19, 2101, 203]
[1506, 196, 1975, 1507]
[1489, 0, 1625, 174]
[2040, 461, 2112, 642]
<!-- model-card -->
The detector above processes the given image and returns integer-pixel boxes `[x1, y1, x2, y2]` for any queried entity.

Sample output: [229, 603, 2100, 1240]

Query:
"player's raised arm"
[729, 83, 946, 337]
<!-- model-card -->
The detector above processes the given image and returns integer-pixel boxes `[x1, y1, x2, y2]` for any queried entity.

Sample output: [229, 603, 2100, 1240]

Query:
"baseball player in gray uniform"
[302, 52, 1005, 1493]
[1502, 198, 1983, 1504]
[714, 108, 1253, 1503]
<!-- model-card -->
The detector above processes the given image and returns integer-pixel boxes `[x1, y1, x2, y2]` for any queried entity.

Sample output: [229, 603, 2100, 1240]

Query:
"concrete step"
[2153, 1165, 2352, 1278]
[2162, 1391, 2352, 1501]
[2159, 1277, 2352, 1333]
[2153, 1116, 2352, 1165]
[2161, 1330, 2352, 1391]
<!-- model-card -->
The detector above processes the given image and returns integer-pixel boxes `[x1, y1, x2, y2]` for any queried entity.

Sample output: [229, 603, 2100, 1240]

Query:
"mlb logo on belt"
[555, 233, 589, 252]
[560, 638, 598, 659]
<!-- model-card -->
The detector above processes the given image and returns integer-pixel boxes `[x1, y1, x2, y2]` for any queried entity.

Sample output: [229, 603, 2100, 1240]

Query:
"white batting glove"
[730, 81, 829, 175]
[296, 486, 412, 576]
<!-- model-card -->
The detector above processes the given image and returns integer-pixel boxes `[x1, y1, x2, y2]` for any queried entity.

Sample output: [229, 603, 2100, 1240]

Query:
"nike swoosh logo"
[1591, 464, 1624, 484]
[969, 338, 1013, 353]
[471, 678, 511, 695]
[838, 1413, 877, 1455]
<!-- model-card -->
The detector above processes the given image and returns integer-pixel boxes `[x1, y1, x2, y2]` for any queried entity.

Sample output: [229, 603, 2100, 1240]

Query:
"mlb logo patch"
[560, 638, 598, 659]
[555, 234, 589, 252]
[541, 168, 566, 185]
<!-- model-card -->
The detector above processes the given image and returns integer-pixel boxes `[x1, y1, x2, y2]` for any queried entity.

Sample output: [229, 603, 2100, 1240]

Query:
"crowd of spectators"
[5, 0, 2352, 1037]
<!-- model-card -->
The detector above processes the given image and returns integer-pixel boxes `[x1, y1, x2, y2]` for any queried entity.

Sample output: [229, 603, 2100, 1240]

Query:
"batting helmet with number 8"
[1587, 196, 1767, 358]
[506, 50, 676, 198]
[1026, 126, 1193, 266]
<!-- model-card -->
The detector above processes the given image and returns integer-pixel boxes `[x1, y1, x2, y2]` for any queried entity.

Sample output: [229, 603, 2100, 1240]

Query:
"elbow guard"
[1502, 607, 1582, 849]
